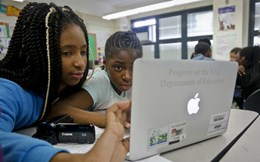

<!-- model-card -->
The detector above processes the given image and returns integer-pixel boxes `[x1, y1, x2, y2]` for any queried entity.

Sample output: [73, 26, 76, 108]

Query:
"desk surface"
[17, 109, 258, 162]
[161, 109, 258, 162]
[221, 113, 260, 162]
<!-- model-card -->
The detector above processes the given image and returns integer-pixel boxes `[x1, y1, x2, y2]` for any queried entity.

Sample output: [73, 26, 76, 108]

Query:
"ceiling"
[25, 0, 173, 17]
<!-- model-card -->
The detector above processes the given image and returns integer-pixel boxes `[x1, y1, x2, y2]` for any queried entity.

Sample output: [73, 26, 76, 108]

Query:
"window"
[159, 43, 182, 59]
[249, 0, 260, 46]
[187, 11, 213, 37]
[142, 45, 155, 58]
[254, 2, 260, 31]
[131, 6, 213, 59]
[159, 16, 182, 40]
[187, 41, 198, 59]
[132, 18, 156, 43]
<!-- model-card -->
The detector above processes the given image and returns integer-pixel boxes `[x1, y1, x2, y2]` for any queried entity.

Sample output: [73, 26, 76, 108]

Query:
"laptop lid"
[127, 59, 238, 161]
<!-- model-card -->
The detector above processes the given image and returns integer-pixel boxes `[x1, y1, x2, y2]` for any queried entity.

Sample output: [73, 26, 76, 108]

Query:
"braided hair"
[104, 31, 142, 61]
[239, 46, 260, 87]
[0, 2, 89, 122]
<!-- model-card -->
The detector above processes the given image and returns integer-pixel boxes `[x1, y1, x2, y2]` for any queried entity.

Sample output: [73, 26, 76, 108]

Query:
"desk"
[161, 109, 258, 162]
[16, 126, 104, 154]
[17, 109, 258, 162]
[221, 113, 260, 162]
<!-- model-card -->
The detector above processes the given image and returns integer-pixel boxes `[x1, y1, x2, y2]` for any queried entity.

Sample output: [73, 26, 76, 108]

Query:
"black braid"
[0, 2, 89, 122]
[0, 3, 49, 91]
[104, 31, 143, 60]
[239, 46, 260, 86]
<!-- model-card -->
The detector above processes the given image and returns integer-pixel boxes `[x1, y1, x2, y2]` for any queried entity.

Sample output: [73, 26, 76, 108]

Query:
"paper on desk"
[53, 127, 172, 162]
[125, 154, 172, 162]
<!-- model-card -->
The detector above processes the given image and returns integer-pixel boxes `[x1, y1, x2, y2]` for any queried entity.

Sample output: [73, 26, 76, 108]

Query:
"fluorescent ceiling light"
[102, 0, 202, 20]
[12, 0, 25, 2]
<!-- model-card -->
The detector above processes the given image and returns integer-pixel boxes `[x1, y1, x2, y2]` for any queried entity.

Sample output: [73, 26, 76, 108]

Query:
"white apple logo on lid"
[187, 93, 200, 115]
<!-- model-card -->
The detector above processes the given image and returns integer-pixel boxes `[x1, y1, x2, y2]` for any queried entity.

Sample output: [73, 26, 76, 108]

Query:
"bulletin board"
[88, 33, 97, 61]
[0, 22, 12, 56]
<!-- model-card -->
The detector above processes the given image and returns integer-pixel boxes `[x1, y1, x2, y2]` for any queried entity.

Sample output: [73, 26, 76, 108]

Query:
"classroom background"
[0, 0, 258, 63]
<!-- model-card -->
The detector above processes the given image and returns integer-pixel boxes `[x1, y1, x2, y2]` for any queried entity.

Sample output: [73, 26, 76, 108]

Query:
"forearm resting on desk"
[52, 101, 131, 162]
[48, 104, 106, 128]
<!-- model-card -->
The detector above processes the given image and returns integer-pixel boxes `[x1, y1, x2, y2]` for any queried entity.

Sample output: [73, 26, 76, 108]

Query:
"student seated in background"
[198, 38, 212, 47]
[0, 2, 130, 162]
[229, 47, 243, 109]
[191, 43, 214, 60]
[49, 31, 143, 128]
[190, 38, 212, 59]
[236, 46, 260, 102]
[230, 47, 242, 62]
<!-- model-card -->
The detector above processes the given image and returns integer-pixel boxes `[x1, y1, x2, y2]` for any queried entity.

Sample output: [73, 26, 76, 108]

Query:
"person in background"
[229, 47, 243, 109]
[0, 2, 129, 162]
[190, 38, 212, 59]
[198, 38, 212, 47]
[236, 46, 260, 103]
[191, 43, 214, 60]
[49, 31, 142, 128]
[230, 47, 242, 62]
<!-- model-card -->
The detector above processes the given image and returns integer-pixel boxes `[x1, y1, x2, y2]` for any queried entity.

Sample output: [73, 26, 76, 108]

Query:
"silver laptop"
[126, 59, 238, 161]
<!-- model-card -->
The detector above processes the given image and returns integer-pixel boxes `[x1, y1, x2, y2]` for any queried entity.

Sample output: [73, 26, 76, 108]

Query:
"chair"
[243, 89, 260, 114]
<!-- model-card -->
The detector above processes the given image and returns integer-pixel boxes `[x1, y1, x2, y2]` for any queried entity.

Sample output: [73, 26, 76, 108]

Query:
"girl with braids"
[49, 31, 142, 127]
[0, 2, 130, 162]
[236, 46, 260, 101]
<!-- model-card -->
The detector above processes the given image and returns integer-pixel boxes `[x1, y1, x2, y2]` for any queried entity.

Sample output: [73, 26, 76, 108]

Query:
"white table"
[17, 109, 258, 162]
[220, 113, 260, 162]
[161, 109, 258, 162]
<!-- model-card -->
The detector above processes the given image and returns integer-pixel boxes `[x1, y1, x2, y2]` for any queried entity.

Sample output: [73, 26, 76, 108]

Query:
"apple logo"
[187, 93, 200, 115]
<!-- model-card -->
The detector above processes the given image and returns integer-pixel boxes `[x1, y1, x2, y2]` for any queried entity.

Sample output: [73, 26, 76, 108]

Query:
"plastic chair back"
[244, 89, 260, 113]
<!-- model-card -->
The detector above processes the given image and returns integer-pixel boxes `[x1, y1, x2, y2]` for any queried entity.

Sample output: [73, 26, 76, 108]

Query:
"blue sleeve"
[0, 79, 68, 162]
[0, 143, 3, 162]
[1, 131, 67, 162]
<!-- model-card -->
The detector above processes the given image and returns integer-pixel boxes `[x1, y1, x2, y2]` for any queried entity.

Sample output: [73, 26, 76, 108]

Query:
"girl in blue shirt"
[0, 2, 130, 162]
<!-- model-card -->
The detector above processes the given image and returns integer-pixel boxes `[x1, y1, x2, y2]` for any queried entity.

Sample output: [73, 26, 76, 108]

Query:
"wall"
[0, 0, 118, 60]
[213, 0, 249, 60]
[0, 0, 24, 59]
[0, 0, 251, 61]
[76, 12, 117, 52]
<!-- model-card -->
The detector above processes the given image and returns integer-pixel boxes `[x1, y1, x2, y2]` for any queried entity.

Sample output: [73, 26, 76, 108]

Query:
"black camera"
[32, 115, 95, 145]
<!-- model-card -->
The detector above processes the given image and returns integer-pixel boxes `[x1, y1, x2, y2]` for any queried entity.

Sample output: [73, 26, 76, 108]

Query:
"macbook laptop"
[126, 59, 238, 161]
